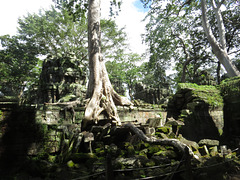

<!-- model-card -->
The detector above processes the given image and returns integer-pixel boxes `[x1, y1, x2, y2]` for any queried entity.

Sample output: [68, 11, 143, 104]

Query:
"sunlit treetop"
[53, 0, 122, 21]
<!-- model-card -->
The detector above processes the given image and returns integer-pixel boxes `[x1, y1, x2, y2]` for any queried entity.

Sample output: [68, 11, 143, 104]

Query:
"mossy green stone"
[67, 160, 75, 168]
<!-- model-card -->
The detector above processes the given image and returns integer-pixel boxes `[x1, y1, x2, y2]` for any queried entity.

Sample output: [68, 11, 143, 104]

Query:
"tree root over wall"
[123, 123, 197, 160]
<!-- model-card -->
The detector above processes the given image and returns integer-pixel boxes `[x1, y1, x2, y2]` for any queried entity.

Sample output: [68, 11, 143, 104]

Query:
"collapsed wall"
[167, 83, 224, 142]
[220, 76, 240, 144]
[1, 79, 240, 179]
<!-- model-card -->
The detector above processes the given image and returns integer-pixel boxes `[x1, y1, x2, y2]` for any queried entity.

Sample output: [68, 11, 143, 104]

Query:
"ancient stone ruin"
[167, 83, 224, 142]
[37, 53, 87, 104]
[0, 55, 240, 179]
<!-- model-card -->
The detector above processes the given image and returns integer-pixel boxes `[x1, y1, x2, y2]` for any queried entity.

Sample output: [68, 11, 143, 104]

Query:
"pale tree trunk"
[201, 0, 240, 77]
[84, 0, 132, 127]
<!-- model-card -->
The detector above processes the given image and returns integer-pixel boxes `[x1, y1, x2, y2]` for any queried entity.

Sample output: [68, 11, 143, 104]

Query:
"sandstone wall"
[220, 77, 240, 142]
[167, 83, 224, 142]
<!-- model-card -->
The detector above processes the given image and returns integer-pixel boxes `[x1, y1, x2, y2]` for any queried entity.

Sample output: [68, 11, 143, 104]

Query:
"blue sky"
[0, 0, 148, 55]
[133, 0, 149, 13]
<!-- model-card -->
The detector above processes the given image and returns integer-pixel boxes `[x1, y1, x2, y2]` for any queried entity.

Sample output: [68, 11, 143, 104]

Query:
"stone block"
[144, 127, 155, 136]
[210, 146, 218, 156]
[44, 110, 59, 124]
[83, 132, 94, 142]
[198, 145, 210, 156]
[146, 118, 162, 127]
[198, 139, 219, 147]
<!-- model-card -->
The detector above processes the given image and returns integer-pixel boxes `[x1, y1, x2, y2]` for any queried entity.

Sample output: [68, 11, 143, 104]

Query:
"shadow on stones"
[0, 105, 44, 178]
[178, 105, 221, 142]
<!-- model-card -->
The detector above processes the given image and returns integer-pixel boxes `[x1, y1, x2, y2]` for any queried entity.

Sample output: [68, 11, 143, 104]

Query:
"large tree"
[84, 0, 132, 125]
[53, 0, 135, 125]
[142, 0, 240, 79]
[143, 0, 215, 85]
[201, 0, 239, 77]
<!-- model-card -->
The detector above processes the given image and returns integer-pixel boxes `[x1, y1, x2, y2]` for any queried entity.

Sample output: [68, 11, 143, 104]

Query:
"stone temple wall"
[220, 77, 240, 143]
[0, 99, 166, 157]
[167, 83, 224, 142]
[1, 79, 240, 165]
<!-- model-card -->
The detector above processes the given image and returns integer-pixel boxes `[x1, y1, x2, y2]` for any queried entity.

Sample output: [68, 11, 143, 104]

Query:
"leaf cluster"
[0, 35, 40, 95]
[106, 53, 142, 96]
[18, 6, 88, 64]
[53, 0, 88, 21]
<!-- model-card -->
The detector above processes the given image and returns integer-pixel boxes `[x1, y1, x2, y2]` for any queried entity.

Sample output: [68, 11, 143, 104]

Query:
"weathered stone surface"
[82, 132, 94, 142]
[147, 117, 164, 127]
[220, 77, 240, 140]
[210, 146, 218, 157]
[166, 117, 185, 126]
[198, 139, 219, 147]
[37, 54, 86, 104]
[178, 134, 199, 151]
[118, 106, 166, 125]
[133, 83, 171, 105]
[144, 127, 155, 136]
[115, 157, 141, 168]
[167, 83, 224, 142]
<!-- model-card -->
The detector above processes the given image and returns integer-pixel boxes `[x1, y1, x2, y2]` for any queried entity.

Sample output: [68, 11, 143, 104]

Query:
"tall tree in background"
[143, 0, 214, 85]
[201, 0, 239, 77]
[18, 6, 88, 68]
[142, 0, 240, 81]
[106, 53, 142, 98]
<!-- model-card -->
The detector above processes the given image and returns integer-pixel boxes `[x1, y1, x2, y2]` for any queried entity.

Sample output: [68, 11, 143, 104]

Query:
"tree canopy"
[142, 0, 240, 85]
[0, 3, 135, 100]
[0, 35, 40, 96]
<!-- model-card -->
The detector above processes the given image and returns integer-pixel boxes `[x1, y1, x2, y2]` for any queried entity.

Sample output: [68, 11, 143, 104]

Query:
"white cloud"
[0, 0, 53, 36]
[0, 0, 148, 55]
[101, 0, 148, 55]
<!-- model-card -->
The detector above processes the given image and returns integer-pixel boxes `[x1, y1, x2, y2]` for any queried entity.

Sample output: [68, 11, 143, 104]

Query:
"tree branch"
[201, 0, 221, 51]
[211, 0, 227, 50]
[172, 32, 192, 82]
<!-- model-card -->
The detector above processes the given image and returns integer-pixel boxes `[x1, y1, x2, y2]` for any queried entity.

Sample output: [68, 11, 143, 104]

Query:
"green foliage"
[101, 19, 128, 58]
[54, 0, 122, 19]
[54, 0, 88, 21]
[1, 4, 132, 99]
[220, 76, 240, 96]
[178, 83, 223, 108]
[156, 126, 171, 134]
[143, 0, 212, 84]
[0, 35, 40, 96]
[106, 53, 143, 96]
[142, 0, 240, 84]
[18, 6, 88, 65]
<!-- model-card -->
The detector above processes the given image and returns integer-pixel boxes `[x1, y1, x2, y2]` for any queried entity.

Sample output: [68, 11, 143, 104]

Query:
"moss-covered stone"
[156, 126, 171, 134]
[67, 160, 75, 168]
[220, 76, 240, 97]
[153, 150, 177, 159]
[148, 145, 164, 156]
[145, 160, 155, 167]
[177, 83, 223, 108]
[139, 149, 148, 157]
[168, 83, 224, 141]
[69, 153, 97, 163]
[220, 77, 240, 139]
